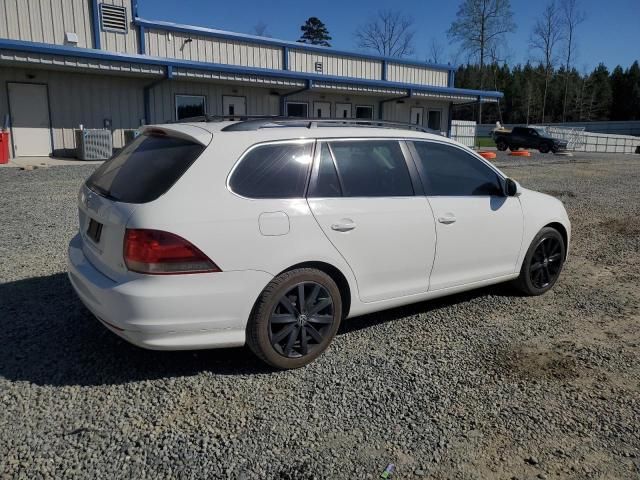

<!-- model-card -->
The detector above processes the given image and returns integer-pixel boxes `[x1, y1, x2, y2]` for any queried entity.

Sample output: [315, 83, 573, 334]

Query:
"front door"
[410, 140, 523, 290]
[307, 140, 436, 302]
[222, 95, 246, 119]
[8, 83, 51, 157]
[410, 107, 424, 125]
[313, 101, 331, 118]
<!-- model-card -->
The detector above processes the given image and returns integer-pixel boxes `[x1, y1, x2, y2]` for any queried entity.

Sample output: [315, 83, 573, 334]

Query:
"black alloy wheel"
[269, 282, 335, 358]
[514, 227, 566, 295]
[246, 268, 342, 369]
[529, 236, 563, 289]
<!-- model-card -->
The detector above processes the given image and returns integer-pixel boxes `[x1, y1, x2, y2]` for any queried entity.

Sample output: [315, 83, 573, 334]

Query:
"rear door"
[307, 139, 437, 303]
[81, 128, 209, 280]
[410, 140, 523, 290]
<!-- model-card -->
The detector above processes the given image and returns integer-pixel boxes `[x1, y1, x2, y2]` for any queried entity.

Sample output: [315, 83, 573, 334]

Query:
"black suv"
[493, 126, 568, 154]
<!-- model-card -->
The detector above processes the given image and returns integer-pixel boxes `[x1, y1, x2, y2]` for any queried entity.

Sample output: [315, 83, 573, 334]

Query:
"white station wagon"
[68, 119, 571, 369]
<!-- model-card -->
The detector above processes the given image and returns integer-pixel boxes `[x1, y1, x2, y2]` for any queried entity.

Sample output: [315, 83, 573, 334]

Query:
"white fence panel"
[450, 120, 476, 148]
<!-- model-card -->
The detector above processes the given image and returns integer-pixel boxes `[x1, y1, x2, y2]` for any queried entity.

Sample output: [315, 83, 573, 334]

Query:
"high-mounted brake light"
[124, 229, 220, 275]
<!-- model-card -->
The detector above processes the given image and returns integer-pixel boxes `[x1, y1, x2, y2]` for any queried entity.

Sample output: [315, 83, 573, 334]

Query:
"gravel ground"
[0, 152, 639, 479]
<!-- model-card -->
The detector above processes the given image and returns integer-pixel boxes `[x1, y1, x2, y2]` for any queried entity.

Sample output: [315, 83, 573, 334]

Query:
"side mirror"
[505, 178, 522, 197]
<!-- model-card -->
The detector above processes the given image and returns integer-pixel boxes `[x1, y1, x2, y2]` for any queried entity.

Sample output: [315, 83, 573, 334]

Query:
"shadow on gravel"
[0, 273, 521, 386]
[339, 284, 520, 336]
[0, 273, 272, 386]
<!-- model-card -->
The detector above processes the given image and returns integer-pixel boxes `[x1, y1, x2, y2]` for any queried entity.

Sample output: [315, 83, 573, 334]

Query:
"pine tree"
[298, 17, 331, 46]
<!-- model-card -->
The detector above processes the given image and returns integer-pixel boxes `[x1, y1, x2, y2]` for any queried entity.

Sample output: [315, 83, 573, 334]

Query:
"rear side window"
[86, 133, 205, 203]
[328, 140, 413, 197]
[229, 142, 313, 198]
[412, 141, 504, 196]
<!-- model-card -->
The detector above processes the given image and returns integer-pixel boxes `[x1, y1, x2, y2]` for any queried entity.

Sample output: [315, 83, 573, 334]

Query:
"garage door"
[8, 83, 52, 157]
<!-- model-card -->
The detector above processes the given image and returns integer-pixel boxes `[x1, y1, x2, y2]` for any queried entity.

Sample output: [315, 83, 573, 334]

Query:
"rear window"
[86, 133, 205, 204]
[229, 142, 313, 198]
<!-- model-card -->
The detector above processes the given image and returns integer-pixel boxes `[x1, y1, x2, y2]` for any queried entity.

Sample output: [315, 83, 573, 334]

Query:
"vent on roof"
[100, 4, 128, 33]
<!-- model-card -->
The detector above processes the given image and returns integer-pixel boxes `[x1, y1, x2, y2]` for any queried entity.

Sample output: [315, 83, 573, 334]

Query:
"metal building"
[0, 0, 502, 158]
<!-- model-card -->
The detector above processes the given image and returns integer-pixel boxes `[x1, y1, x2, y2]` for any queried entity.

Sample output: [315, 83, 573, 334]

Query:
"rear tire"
[246, 268, 342, 369]
[496, 140, 508, 151]
[513, 227, 566, 296]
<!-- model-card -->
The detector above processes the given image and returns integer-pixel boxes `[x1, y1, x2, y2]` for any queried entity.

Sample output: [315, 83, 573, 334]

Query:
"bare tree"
[448, 0, 516, 123]
[560, 0, 586, 121]
[530, 0, 564, 123]
[252, 21, 271, 37]
[355, 10, 415, 58]
[428, 37, 445, 64]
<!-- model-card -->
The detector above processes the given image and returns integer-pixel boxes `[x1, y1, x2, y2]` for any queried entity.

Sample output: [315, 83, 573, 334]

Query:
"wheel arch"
[277, 261, 352, 319]
[544, 222, 569, 259]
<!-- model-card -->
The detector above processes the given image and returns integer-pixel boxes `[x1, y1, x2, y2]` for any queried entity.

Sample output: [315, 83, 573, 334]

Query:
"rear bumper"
[67, 234, 272, 350]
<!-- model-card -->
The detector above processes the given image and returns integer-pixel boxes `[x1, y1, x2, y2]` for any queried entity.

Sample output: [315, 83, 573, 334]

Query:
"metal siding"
[147, 80, 280, 123]
[1, 66, 146, 153]
[387, 63, 448, 87]
[0, 0, 94, 47]
[287, 48, 382, 80]
[143, 28, 282, 69]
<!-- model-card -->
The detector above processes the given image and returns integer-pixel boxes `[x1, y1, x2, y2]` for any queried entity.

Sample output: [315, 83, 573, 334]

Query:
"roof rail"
[172, 114, 281, 124]
[220, 118, 439, 134]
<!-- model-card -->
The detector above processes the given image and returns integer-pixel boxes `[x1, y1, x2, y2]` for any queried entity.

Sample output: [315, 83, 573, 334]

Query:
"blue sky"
[138, 0, 639, 71]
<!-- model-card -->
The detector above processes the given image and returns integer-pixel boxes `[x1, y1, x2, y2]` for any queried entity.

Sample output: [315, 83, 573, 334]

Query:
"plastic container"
[0, 131, 10, 164]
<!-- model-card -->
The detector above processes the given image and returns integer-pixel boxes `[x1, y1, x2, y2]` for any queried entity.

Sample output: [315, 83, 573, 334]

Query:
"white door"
[222, 95, 246, 119]
[335, 103, 352, 119]
[307, 141, 436, 302]
[410, 107, 424, 125]
[411, 141, 523, 290]
[8, 83, 51, 157]
[313, 101, 331, 118]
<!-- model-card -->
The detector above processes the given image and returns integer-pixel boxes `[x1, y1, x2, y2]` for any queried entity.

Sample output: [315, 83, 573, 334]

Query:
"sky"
[138, 0, 640, 72]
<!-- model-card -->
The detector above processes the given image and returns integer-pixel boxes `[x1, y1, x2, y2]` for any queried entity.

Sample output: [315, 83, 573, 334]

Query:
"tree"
[298, 17, 331, 46]
[428, 38, 445, 64]
[448, 0, 516, 123]
[560, 0, 586, 121]
[252, 21, 271, 37]
[355, 10, 415, 58]
[530, 1, 563, 122]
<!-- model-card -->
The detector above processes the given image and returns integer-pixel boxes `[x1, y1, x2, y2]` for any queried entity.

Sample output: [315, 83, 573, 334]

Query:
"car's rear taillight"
[124, 229, 220, 275]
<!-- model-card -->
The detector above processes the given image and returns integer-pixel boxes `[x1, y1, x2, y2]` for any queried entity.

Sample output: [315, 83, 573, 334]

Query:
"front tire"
[514, 227, 566, 295]
[247, 268, 342, 369]
[539, 143, 551, 154]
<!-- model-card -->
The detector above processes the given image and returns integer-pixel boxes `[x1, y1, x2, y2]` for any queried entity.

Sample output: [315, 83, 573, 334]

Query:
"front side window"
[229, 142, 313, 198]
[328, 140, 413, 197]
[176, 95, 206, 120]
[412, 141, 503, 196]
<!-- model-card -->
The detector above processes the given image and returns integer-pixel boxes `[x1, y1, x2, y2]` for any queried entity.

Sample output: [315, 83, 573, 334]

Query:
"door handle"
[331, 221, 356, 232]
[438, 215, 457, 224]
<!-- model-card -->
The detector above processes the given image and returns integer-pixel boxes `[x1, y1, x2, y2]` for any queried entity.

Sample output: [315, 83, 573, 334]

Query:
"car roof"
[145, 120, 454, 145]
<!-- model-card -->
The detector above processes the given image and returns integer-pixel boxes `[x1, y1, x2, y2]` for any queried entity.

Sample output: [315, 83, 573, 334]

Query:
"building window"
[428, 109, 442, 131]
[355, 105, 373, 119]
[99, 4, 128, 33]
[286, 102, 308, 118]
[175, 95, 206, 121]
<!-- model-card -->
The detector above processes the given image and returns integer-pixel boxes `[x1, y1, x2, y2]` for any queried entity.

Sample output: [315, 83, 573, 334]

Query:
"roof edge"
[0, 39, 502, 99]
